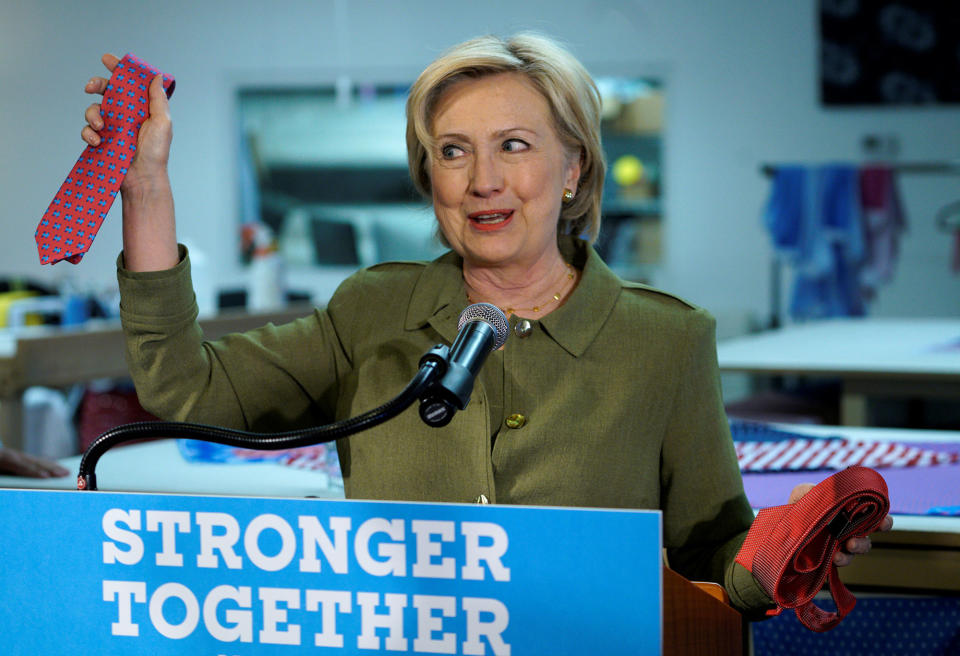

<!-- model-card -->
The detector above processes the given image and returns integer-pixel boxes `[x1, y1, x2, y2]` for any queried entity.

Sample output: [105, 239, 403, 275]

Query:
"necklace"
[466, 263, 577, 316]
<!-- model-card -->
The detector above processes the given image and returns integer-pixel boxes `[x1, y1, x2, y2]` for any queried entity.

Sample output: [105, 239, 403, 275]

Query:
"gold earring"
[562, 188, 574, 203]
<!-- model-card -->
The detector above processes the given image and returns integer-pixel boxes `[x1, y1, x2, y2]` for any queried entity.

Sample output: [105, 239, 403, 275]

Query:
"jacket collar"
[404, 249, 467, 345]
[404, 237, 624, 357]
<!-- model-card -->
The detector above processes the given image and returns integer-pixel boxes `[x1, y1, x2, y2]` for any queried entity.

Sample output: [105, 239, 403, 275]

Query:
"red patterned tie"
[735, 466, 889, 632]
[35, 54, 174, 265]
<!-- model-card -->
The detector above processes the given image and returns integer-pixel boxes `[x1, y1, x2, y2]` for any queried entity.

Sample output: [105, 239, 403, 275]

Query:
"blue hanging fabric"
[764, 164, 866, 320]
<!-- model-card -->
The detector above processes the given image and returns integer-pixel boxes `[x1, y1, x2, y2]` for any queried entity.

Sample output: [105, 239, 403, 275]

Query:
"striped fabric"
[735, 437, 960, 472]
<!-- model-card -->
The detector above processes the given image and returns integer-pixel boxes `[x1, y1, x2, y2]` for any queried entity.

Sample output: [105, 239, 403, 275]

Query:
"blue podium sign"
[0, 490, 661, 655]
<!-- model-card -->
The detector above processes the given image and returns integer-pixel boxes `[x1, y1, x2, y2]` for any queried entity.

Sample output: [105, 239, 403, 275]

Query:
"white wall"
[3, 0, 959, 330]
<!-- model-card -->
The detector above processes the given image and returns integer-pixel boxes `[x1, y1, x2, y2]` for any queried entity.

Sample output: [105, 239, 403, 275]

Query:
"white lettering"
[412, 520, 456, 579]
[258, 587, 301, 645]
[245, 514, 296, 572]
[146, 510, 190, 567]
[196, 512, 242, 569]
[462, 597, 511, 656]
[357, 592, 408, 651]
[461, 523, 510, 582]
[102, 509, 143, 565]
[149, 582, 200, 639]
[413, 594, 457, 654]
[102, 580, 145, 636]
[203, 585, 252, 643]
[298, 515, 351, 574]
[305, 589, 352, 647]
[355, 518, 406, 577]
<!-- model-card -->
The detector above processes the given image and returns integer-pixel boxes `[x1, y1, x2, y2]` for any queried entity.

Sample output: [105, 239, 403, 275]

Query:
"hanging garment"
[764, 164, 865, 320]
[954, 231, 960, 273]
[858, 165, 907, 297]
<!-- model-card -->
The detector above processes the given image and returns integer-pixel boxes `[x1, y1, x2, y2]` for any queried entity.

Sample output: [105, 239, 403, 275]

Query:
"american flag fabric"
[35, 54, 174, 265]
[735, 436, 960, 472]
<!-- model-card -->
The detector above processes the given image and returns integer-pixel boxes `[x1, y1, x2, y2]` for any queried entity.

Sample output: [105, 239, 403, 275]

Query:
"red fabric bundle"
[735, 466, 889, 632]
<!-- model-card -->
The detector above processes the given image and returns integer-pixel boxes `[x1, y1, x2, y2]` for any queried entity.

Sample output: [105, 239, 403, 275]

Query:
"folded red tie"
[35, 53, 174, 265]
[735, 465, 889, 632]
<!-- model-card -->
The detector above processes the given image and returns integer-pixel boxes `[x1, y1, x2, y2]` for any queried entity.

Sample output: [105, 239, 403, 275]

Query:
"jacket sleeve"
[117, 246, 351, 432]
[659, 307, 773, 616]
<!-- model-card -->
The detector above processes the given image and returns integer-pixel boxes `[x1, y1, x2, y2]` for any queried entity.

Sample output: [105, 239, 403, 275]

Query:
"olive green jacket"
[117, 239, 771, 614]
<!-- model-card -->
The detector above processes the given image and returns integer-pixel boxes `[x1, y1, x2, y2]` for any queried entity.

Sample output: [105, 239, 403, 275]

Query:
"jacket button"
[514, 320, 533, 338]
[505, 413, 526, 429]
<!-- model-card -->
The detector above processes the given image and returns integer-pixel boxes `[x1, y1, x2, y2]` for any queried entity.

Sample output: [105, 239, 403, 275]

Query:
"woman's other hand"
[788, 482, 894, 567]
[0, 447, 70, 478]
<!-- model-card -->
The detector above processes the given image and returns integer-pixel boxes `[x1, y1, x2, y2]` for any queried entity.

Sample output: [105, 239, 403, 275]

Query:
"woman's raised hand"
[81, 53, 173, 194]
[80, 53, 179, 272]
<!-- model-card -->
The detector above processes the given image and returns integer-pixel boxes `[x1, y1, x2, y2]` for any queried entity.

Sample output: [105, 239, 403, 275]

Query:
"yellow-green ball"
[612, 154, 644, 186]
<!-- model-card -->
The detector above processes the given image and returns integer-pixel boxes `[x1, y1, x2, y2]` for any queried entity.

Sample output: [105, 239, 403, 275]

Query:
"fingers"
[787, 481, 892, 569]
[148, 74, 171, 118]
[84, 76, 109, 95]
[787, 482, 815, 505]
[84, 102, 103, 129]
[81, 125, 100, 147]
[82, 102, 103, 146]
[86, 53, 120, 94]
[844, 535, 872, 555]
[0, 448, 70, 478]
[834, 534, 872, 567]
[833, 550, 854, 567]
[831, 514, 893, 568]
[101, 52, 121, 73]
[81, 54, 120, 145]
[25, 452, 70, 478]
[84, 54, 121, 96]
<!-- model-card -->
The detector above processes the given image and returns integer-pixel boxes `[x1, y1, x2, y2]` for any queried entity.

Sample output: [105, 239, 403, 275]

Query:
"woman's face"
[429, 72, 581, 270]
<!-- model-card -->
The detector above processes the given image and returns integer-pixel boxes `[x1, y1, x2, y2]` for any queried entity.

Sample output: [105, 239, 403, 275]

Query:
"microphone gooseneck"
[77, 303, 508, 490]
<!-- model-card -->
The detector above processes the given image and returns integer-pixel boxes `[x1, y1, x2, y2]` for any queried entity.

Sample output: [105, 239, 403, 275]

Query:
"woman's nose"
[470, 152, 504, 197]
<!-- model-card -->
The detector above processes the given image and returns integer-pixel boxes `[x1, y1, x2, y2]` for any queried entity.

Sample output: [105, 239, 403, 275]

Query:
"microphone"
[418, 303, 509, 426]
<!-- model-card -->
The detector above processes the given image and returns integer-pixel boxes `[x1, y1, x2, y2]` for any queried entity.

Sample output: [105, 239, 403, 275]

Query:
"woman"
[81, 33, 885, 615]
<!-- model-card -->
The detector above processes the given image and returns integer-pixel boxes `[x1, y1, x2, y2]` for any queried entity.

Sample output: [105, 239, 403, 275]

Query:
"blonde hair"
[406, 33, 606, 243]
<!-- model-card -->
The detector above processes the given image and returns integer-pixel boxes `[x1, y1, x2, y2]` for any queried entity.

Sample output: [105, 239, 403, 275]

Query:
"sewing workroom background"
[1, 2, 959, 654]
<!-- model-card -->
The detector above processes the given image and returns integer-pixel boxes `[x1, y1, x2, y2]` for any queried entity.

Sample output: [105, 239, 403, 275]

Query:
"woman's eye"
[441, 144, 464, 159]
[502, 138, 529, 153]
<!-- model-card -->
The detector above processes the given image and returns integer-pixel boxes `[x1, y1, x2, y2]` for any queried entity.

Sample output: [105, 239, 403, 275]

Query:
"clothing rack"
[760, 159, 960, 328]
[761, 160, 960, 177]
[936, 200, 960, 231]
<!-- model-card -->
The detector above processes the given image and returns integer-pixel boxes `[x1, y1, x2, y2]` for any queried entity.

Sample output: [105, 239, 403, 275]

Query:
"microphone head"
[458, 302, 509, 350]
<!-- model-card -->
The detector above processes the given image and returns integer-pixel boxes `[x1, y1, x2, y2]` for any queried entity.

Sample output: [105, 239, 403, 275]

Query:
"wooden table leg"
[840, 385, 868, 426]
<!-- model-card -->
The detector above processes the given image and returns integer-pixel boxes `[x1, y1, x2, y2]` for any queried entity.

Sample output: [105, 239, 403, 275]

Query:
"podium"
[664, 567, 743, 655]
[0, 488, 742, 655]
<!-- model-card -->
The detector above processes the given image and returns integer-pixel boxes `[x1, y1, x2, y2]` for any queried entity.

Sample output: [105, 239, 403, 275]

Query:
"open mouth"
[468, 209, 514, 230]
